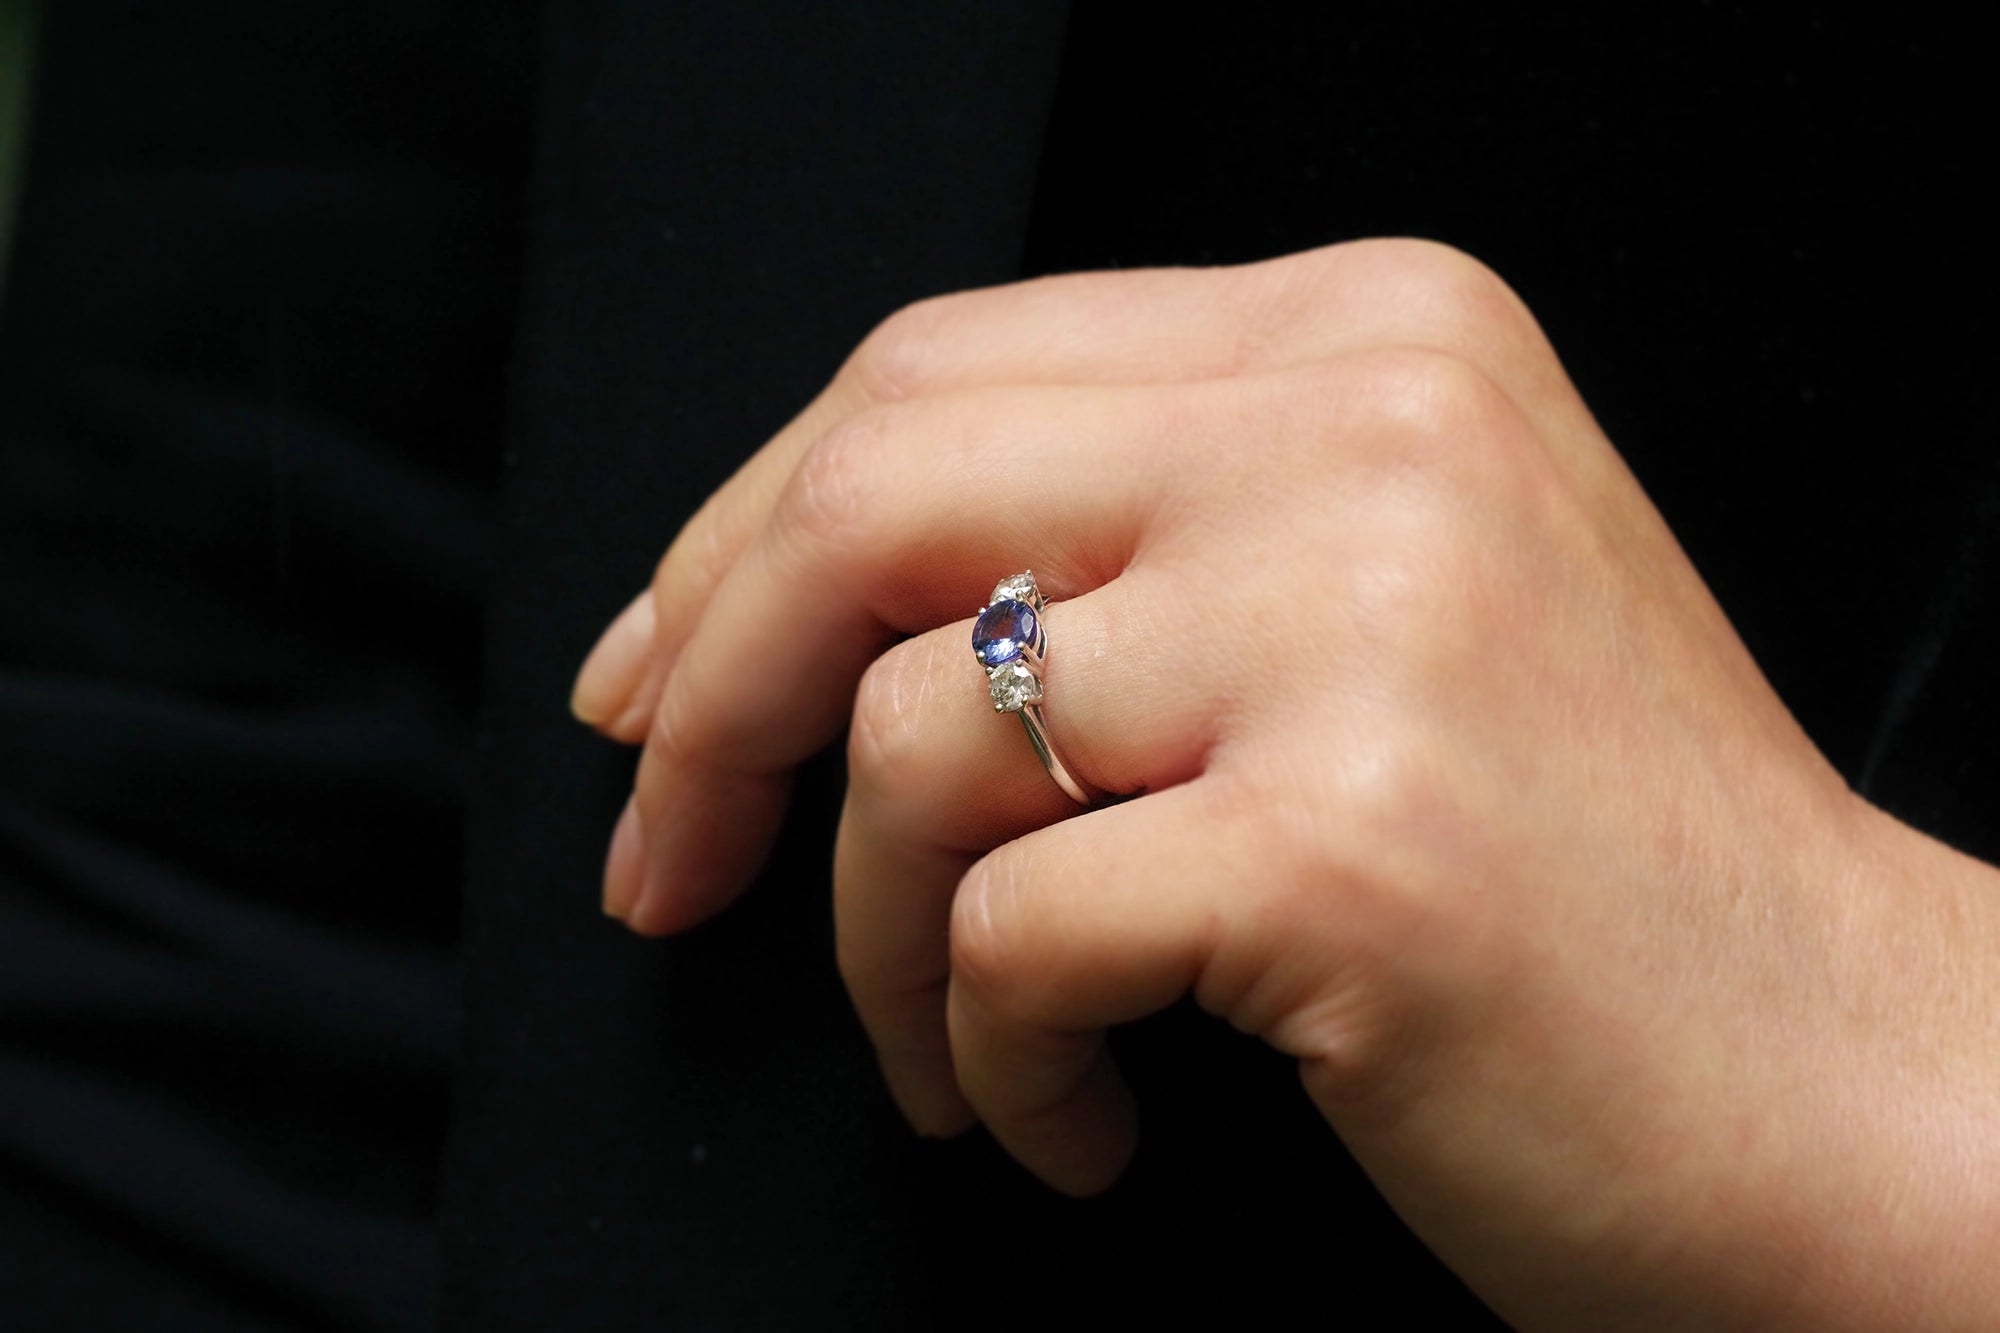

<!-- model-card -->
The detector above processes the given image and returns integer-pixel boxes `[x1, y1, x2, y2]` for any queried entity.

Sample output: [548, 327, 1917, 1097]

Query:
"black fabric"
[3, 4, 1996, 1331]
[0, 4, 535, 1329]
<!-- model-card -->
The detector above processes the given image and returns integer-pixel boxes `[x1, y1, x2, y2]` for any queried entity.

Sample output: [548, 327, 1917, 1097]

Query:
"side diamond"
[991, 571, 1037, 605]
[988, 662, 1039, 713]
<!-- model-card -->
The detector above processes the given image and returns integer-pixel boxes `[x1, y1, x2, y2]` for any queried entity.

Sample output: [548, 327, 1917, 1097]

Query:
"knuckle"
[1332, 730, 1450, 856]
[1354, 237, 1536, 341]
[781, 406, 901, 551]
[1307, 350, 1571, 603]
[1278, 755, 1434, 964]
[1317, 729, 1501, 951]
[848, 293, 970, 403]
[947, 859, 1035, 1017]
[1214, 240, 1528, 376]
[1328, 344, 1535, 489]
[1341, 347, 1563, 536]
[845, 639, 938, 804]
[1339, 528, 1474, 659]
[1245, 731, 1433, 931]
[1192, 770, 1421, 1094]
[1344, 343, 1508, 440]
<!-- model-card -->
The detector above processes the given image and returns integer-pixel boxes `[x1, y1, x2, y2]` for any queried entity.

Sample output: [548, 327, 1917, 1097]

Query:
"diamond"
[991, 572, 1036, 605]
[988, 662, 1039, 712]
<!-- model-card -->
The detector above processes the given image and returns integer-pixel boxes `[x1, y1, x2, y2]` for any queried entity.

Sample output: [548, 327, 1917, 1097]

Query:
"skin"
[570, 240, 2000, 1329]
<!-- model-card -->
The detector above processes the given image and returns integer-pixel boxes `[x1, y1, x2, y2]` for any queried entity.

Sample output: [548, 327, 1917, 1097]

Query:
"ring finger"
[609, 379, 1186, 933]
[833, 566, 1225, 1132]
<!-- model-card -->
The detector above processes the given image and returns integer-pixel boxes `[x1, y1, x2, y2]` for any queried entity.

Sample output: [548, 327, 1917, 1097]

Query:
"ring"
[971, 571, 1090, 804]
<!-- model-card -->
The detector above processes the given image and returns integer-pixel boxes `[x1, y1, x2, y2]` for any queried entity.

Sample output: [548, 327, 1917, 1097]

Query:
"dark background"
[2, 4, 1992, 1329]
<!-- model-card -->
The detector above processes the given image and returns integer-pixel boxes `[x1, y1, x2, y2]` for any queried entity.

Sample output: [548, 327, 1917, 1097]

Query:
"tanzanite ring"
[972, 571, 1090, 804]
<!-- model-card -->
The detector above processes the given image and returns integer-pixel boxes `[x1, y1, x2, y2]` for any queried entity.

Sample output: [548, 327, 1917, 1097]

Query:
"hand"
[571, 240, 2000, 1328]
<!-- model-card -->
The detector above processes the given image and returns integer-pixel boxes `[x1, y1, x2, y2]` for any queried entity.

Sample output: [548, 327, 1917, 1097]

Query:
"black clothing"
[1, 4, 533, 1329]
[2, 5, 1994, 1329]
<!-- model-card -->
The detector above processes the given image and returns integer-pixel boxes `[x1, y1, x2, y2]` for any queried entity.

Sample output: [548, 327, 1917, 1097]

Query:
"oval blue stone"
[972, 599, 1037, 667]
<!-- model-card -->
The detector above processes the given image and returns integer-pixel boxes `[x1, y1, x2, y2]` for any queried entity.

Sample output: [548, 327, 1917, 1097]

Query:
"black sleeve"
[0, 4, 535, 1329]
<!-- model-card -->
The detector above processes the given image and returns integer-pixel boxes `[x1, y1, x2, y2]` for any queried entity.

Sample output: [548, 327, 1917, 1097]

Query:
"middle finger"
[834, 567, 1221, 1131]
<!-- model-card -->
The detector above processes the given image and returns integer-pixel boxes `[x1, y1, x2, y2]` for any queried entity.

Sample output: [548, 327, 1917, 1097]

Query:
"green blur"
[0, 0, 37, 303]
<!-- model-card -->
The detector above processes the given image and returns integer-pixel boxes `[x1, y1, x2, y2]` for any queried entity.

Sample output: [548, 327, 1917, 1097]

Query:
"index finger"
[574, 267, 1228, 736]
[574, 241, 1585, 739]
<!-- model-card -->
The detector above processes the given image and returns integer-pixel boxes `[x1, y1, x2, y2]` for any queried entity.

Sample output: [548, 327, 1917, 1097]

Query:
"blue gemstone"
[972, 599, 1037, 667]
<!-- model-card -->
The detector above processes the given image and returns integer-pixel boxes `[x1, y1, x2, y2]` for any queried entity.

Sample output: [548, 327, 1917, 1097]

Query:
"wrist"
[1739, 796, 2000, 1330]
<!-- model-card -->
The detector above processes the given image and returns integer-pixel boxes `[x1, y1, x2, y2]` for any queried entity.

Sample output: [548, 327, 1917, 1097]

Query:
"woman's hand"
[570, 240, 2000, 1328]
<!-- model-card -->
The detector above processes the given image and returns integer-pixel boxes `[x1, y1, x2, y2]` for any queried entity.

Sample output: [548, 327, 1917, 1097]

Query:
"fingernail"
[572, 592, 657, 726]
[603, 796, 644, 921]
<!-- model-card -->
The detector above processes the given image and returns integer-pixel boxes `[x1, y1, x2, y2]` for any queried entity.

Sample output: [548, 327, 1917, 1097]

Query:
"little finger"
[945, 779, 1266, 1196]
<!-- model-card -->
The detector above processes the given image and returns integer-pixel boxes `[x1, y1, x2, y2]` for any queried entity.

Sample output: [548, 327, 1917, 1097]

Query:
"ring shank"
[1017, 702, 1090, 804]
